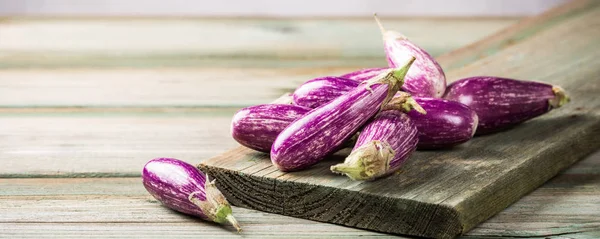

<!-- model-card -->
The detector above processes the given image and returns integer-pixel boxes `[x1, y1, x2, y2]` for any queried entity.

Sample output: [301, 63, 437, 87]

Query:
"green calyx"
[549, 86, 570, 109]
[213, 204, 241, 233]
[189, 177, 242, 232]
[363, 56, 416, 111]
[330, 140, 395, 181]
[383, 92, 427, 114]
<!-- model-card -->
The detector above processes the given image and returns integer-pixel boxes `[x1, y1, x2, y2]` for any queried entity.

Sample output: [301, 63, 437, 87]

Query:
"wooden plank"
[1, 151, 598, 238]
[0, 68, 305, 107]
[199, 1, 600, 238]
[0, 111, 237, 177]
[0, 178, 394, 238]
[0, 18, 516, 69]
[437, 0, 598, 71]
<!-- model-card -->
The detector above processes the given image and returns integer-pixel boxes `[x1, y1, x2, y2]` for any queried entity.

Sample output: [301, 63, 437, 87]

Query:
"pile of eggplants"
[142, 15, 571, 232]
[231, 15, 570, 181]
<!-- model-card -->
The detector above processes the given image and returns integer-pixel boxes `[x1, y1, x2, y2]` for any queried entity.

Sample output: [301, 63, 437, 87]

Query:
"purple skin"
[142, 158, 241, 231]
[331, 110, 418, 180]
[231, 104, 311, 153]
[340, 68, 388, 82]
[292, 76, 360, 108]
[408, 97, 478, 149]
[444, 76, 569, 135]
[375, 15, 446, 98]
[271, 57, 415, 171]
[287, 78, 476, 149]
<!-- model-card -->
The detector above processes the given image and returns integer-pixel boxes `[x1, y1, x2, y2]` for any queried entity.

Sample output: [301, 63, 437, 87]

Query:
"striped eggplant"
[375, 15, 446, 98]
[444, 76, 569, 135]
[407, 97, 478, 149]
[292, 76, 359, 108]
[271, 57, 416, 171]
[142, 158, 241, 232]
[231, 104, 311, 153]
[331, 110, 418, 181]
[340, 67, 388, 82]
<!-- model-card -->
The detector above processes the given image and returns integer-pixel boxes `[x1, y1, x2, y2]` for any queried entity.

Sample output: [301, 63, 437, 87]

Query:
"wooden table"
[1, 1, 599, 238]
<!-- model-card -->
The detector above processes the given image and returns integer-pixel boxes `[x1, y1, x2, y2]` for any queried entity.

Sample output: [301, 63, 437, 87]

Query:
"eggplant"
[331, 110, 418, 180]
[292, 76, 360, 108]
[286, 77, 476, 149]
[231, 104, 311, 153]
[142, 158, 241, 232]
[375, 15, 446, 98]
[340, 67, 388, 82]
[408, 97, 478, 149]
[444, 76, 569, 135]
[271, 57, 415, 171]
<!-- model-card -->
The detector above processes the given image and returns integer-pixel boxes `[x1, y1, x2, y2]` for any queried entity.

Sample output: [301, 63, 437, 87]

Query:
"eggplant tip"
[226, 214, 243, 233]
[550, 86, 570, 108]
[331, 141, 394, 181]
[373, 13, 386, 35]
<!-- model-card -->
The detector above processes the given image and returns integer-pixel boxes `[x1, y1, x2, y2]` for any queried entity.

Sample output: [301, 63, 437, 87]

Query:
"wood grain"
[0, 69, 304, 107]
[1, 151, 598, 238]
[0, 112, 237, 177]
[199, 1, 600, 238]
[0, 18, 516, 69]
[436, 0, 599, 72]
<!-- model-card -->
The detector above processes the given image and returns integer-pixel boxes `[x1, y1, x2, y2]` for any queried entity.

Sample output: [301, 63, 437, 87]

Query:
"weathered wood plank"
[199, 1, 600, 238]
[0, 18, 516, 68]
[1, 151, 598, 238]
[0, 112, 237, 177]
[0, 178, 394, 238]
[0, 69, 306, 107]
[437, 0, 598, 71]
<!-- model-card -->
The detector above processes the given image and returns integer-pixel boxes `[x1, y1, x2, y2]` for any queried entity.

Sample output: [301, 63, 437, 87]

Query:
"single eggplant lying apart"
[340, 67, 388, 82]
[142, 158, 241, 232]
[231, 104, 311, 153]
[292, 76, 360, 108]
[331, 110, 418, 181]
[271, 57, 415, 171]
[408, 97, 478, 149]
[375, 15, 446, 98]
[444, 76, 569, 135]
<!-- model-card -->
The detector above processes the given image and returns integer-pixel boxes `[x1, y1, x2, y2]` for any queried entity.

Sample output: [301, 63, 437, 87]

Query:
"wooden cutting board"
[199, 1, 600, 238]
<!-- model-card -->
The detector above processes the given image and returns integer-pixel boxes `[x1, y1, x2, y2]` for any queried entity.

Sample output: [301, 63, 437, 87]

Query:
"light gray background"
[0, 0, 569, 17]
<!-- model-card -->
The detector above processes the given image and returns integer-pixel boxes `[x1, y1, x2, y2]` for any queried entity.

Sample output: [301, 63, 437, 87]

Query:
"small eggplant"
[375, 15, 446, 98]
[340, 67, 388, 82]
[331, 110, 418, 181]
[444, 76, 569, 135]
[231, 104, 311, 153]
[271, 57, 416, 171]
[142, 158, 241, 232]
[292, 76, 360, 108]
[408, 97, 478, 149]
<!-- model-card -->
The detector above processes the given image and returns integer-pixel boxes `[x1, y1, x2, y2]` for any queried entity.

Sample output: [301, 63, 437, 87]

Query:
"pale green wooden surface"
[0, 0, 599, 237]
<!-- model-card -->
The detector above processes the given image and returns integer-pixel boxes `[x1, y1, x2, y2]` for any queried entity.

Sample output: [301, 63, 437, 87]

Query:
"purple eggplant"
[231, 104, 311, 153]
[408, 97, 478, 149]
[142, 158, 241, 232]
[271, 57, 416, 171]
[331, 110, 418, 180]
[292, 76, 360, 108]
[444, 76, 569, 135]
[340, 67, 388, 82]
[375, 15, 446, 98]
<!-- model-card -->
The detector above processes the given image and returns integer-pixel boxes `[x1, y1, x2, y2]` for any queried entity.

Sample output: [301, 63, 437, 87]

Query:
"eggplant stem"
[330, 164, 365, 176]
[550, 86, 570, 108]
[383, 93, 427, 114]
[226, 214, 242, 233]
[373, 13, 386, 35]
